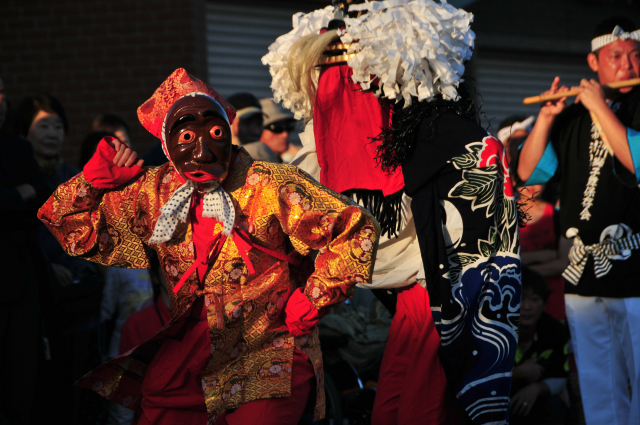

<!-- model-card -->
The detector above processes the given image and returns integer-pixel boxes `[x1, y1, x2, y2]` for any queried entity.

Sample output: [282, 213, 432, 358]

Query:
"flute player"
[516, 17, 640, 425]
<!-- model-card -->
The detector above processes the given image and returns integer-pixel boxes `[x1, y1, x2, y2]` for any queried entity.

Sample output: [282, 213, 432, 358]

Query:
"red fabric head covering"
[137, 68, 236, 140]
[313, 64, 404, 196]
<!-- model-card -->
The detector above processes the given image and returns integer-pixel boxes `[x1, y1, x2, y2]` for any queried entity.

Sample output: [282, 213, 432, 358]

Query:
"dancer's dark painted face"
[165, 95, 232, 190]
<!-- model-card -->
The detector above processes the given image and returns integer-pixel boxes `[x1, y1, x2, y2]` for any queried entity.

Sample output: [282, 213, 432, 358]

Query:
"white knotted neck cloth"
[592, 25, 640, 52]
[149, 92, 235, 244]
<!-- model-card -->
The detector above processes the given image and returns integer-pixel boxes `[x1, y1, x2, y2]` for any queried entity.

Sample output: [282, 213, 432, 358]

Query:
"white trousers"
[565, 295, 640, 425]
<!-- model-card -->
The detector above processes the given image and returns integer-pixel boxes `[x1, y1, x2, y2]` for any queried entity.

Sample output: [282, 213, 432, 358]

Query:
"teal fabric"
[627, 128, 640, 185]
[523, 142, 558, 186]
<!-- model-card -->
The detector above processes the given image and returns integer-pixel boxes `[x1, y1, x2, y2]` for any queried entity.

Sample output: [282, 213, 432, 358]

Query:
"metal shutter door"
[205, 2, 315, 99]
[474, 52, 592, 131]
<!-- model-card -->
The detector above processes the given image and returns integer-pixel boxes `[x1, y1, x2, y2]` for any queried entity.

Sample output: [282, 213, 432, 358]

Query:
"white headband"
[497, 116, 535, 144]
[592, 25, 640, 52]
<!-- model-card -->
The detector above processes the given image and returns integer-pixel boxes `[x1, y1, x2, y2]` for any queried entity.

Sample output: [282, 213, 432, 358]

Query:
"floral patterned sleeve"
[271, 164, 380, 310]
[37, 171, 154, 269]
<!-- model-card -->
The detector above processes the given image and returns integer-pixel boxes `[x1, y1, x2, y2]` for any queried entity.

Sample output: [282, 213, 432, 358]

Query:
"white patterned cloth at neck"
[149, 179, 235, 244]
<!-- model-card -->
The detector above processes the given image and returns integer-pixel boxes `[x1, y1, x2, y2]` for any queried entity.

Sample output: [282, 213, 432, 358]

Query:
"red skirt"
[137, 298, 315, 425]
[138, 298, 210, 424]
[372, 283, 467, 425]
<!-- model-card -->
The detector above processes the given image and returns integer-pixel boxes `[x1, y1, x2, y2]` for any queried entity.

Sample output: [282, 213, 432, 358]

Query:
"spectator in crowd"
[498, 115, 535, 165]
[518, 180, 571, 320]
[260, 98, 297, 162]
[139, 113, 170, 167]
[501, 115, 568, 319]
[106, 251, 168, 425]
[14, 94, 100, 299]
[227, 92, 278, 162]
[78, 131, 152, 425]
[119, 250, 171, 356]
[14, 93, 75, 186]
[79, 131, 117, 169]
[511, 267, 569, 425]
[227, 92, 263, 146]
[0, 75, 54, 425]
[498, 115, 532, 173]
[14, 93, 106, 423]
[517, 17, 640, 425]
[78, 131, 153, 361]
[281, 127, 303, 164]
[91, 113, 132, 148]
[498, 115, 535, 144]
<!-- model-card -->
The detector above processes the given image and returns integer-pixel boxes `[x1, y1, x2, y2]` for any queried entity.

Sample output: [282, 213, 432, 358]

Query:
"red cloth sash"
[173, 198, 301, 295]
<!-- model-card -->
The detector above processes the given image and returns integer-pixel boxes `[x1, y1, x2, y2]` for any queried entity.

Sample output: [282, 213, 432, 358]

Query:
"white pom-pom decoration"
[262, 0, 475, 117]
[344, 0, 475, 106]
[261, 6, 334, 120]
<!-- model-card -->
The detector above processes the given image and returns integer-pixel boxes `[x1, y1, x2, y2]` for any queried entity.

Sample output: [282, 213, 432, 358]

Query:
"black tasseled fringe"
[374, 79, 481, 173]
[342, 188, 404, 239]
[516, 189, 534, 228]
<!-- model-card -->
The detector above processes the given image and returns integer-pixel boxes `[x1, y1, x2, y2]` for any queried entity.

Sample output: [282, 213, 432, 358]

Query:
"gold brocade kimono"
[37, 147, 379, 421]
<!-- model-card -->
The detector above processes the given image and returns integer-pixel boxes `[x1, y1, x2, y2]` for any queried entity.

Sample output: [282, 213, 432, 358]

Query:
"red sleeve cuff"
[83, 137, 144, 189]
[285, 288, 327, 337]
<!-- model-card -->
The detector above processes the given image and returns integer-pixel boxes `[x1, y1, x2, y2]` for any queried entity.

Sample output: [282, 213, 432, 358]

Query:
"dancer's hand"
[108, 137, 144, 168]
[284, 288, 326, 337]
[83, 137, 145, 189]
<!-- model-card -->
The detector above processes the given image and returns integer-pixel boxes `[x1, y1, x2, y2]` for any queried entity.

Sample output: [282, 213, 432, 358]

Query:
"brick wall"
[0, 0, 207, 166]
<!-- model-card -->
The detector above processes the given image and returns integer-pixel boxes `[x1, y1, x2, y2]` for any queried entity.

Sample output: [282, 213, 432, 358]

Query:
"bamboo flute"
[523, 78, 640, 105]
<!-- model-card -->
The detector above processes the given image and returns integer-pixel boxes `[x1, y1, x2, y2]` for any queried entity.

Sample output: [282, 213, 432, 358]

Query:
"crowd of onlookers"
[0, 76, 303, 425]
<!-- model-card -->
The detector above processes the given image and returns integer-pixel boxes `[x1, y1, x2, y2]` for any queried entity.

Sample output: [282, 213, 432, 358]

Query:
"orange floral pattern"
[38, 147, 379, 422]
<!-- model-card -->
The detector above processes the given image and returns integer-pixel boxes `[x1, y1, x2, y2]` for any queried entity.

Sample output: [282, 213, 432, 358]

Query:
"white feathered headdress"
[262, 0, 475, 119]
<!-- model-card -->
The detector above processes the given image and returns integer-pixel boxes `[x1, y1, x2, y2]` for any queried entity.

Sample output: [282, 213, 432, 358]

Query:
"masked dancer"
[38, 68, 379, 425]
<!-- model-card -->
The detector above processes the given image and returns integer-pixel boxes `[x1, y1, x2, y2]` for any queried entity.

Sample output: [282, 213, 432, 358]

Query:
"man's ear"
[587, 52, 599, 73]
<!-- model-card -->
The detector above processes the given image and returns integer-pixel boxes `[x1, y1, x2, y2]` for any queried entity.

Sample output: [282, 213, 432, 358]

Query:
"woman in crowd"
[15, 94, 75, 188]
[14, 93, 106, 423]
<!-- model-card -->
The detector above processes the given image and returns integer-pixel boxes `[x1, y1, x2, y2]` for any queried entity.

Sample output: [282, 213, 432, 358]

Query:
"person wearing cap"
[264, 2, 520, 424]
[516, 17, 640, 424]
[260, 98, 297, 161]
[497, 115, 536, 145]
[226, 92, 278, 163]
[38, 68, 379, 425]
[497, 115, 535, 164]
